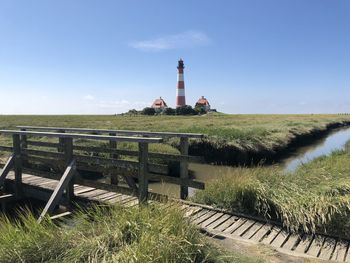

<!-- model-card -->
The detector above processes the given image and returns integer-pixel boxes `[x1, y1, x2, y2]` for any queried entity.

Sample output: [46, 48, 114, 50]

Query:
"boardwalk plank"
[231, 219, 256, 237]
[332, 241, 349, 262]
[215, 216, 238, 232]
[241, 221, 263, 239]
[307, 235, 324, 257]
[224, 218, 247, 234]
[206, 214, 232, 229]
[184, 206, 202, 218]
[192, 211, 217, 225]
[281, 233, 301, 250]
[200, 212, 224, 228]
[261, 226, 281, 245]
[270, 230, 290, 248]
[294, 234, 314, 254]
[190, 209, 210, 222]
[249, 223, 272, 242]
[318, 237, 336, 260]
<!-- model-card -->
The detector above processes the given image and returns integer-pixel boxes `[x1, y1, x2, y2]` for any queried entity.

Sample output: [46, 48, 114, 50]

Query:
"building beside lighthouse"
[151, 97, 168, 112]
[176, 59, 186, 108]
[195, 96, 211, 112]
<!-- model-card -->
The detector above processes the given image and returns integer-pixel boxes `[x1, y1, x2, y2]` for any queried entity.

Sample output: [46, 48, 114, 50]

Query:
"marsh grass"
[1, 114, 350, 160]
[0, 203, 259, 263]
[193, 143, 350, 237]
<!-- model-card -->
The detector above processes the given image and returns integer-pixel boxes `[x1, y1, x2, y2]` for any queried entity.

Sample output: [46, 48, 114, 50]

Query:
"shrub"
[163, 107, 176, 115]
[176, 105, 197, 115]
[141, 107, 156, 115]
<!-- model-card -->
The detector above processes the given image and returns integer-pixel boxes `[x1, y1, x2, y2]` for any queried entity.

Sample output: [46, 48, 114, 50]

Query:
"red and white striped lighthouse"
[176, 59, 186, 108]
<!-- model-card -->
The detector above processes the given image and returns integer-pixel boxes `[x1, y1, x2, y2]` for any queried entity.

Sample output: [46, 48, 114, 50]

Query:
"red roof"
[151, 97, 168, 108]
[196, 96, 210, 106]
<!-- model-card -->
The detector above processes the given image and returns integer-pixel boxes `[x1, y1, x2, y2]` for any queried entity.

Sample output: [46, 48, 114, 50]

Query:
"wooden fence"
[0, 127, 204, 220]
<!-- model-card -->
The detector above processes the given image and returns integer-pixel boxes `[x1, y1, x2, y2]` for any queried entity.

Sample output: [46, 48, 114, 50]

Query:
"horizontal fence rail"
[17, 126, 204, 138]
[0, 130, 163, 143]
[0, 128, 205, 215]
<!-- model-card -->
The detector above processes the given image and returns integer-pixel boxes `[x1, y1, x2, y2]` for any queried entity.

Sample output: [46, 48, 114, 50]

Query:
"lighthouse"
[176, 59, 186, 108]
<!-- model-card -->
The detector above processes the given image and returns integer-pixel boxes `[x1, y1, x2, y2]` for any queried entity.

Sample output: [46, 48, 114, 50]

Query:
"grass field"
[0, 203, 260, 263]
[193, 142, 350, 237]
[1, 114, 350, 164]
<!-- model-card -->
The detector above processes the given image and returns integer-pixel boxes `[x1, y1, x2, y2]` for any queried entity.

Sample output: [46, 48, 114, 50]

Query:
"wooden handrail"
[0, 130, 163, 143]
[16, 126, 204, 139]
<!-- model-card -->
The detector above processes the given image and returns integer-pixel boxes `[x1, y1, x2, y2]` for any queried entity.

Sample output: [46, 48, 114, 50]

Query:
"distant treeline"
[122, 105, 215, 116]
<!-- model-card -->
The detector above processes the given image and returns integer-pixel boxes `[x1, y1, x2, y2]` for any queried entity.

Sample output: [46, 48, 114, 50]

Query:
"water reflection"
[148, 127, 350, 198]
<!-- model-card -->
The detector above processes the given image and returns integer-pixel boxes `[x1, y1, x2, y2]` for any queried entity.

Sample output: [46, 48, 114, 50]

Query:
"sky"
[0, 0, 349, 114]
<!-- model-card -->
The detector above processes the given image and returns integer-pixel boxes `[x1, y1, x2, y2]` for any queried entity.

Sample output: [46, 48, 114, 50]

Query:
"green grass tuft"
[0, 203, 260, 263]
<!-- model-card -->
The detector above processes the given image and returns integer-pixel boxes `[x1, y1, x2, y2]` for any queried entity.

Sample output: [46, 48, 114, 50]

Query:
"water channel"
[149, 126, 350, 198]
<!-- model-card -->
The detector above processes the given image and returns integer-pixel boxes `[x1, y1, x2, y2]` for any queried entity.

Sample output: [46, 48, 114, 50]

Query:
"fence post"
[180, 137, 189, 199]
[57, 129, 65, 153]
[12, 134, 22, 198]
[109, 132, 119, 185]
[138, 142, 149, 203]
[20, 128, 28, 167]
[63, 137, 74, 203]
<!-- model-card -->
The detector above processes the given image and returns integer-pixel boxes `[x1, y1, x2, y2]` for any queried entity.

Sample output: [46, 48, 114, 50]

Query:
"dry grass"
[193, 143, 350, 237]
[0, 203, 260, 263]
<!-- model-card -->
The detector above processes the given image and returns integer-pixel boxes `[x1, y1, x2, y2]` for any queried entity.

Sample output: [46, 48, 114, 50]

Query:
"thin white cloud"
[130, 30, 211, 51]
[83, 94, 95, 101]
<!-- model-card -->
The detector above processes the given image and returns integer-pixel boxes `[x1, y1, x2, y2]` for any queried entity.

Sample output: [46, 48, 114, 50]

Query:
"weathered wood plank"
[270, 230, 290, 248]
[306, 235, 324, 257]
[224, 218, 247, 234]
[37, 160, 76, 223]
[281, 233, 301, 250]
[241, 221, 264, 239]
[180, 137, 189, 199]
[0, 193, 16, 202]
[190, 209, 210, 222]
[0, 155, 14, 187]
[192, 210, 216, 225]
[184, 206, 202, 218]
[331, 241, 348, 262]
[200, 212, 224, 228]
[231, 219, 256, 237]
[12, 134, 22, 197]
[215, 216, 238, 232]
[294, 234, 314, 254]
[206, 214, 232, 230]
[0, 130, 164, 143]
[17, 126, 204, 139]
[50, 211, 72, 220]
[261, 226, 281, 245]
[22, 149, 65, 159]
[318, 237, 336, 260]
[138, 142, 148, 203]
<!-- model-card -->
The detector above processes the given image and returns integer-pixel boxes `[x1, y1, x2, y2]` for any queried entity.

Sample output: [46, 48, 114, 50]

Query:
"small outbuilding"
[195, 96, 211, 112]
[151, 97, 168, 111]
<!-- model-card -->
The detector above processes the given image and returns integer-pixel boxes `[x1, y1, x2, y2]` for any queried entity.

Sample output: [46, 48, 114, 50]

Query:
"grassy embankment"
[0, 203, 259, 263]
[193, 142, 350, 237]
[1, 114, 350, 164]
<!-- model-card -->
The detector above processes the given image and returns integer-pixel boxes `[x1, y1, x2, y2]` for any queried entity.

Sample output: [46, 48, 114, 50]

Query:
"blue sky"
[0, 0, 349, 114]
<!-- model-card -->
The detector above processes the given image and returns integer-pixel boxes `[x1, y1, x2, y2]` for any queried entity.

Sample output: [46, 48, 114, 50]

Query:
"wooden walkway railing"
[0, 128, 204, 221]
[16, 126, 204, 199]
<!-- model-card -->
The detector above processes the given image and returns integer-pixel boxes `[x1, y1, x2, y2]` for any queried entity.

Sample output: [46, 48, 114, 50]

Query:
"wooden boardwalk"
[4, 173, 350, 262]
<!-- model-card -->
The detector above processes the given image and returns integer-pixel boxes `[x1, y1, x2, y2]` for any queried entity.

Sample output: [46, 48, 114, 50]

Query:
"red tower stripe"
[177, 81, 184, 89]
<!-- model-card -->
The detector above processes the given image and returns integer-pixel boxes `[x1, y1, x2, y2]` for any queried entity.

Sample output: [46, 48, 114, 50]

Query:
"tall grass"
[0, 203, 259, 263]
[193, 143, 350, 237]
[1, 114, 350, 156]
